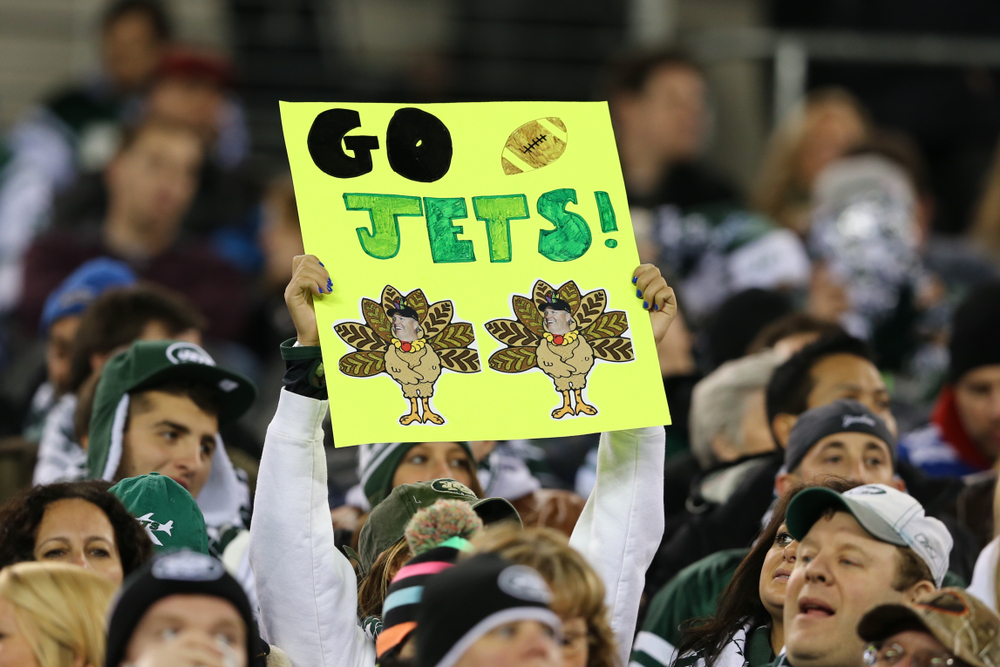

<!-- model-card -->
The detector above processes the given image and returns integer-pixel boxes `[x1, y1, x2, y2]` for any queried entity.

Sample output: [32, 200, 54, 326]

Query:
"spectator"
[705, 289, 794, 371]
[248, 255, 673, 667]
[0, 480, 152, 584]
[20, 117, 249, 340]
[857, 588, 1000, 667]
[23, 258, 136, 443]
[900, 282, 1000, 476]
[414, 553, 562, 667]
[110, 473, 213, 555]
[633, 479, 857, 667]
[85, 340, 256, 550]
[661, 350, 782, 535]
[968, 475, 1000, 611]
[646, 334, 897, 592]
[608, 51, 738, 212]
[104, 550, 265, 667]
[777, 484, 951, 667]
[752, 88, 870, 234]
[34, 284, 204, 486]
[0, 0, 173, 313]
[473, 524, 620, 667]
[0, 562, 117, 667]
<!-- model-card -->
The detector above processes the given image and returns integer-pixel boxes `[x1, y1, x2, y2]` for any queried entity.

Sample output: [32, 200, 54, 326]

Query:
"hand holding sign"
[281, 101, 671, 446]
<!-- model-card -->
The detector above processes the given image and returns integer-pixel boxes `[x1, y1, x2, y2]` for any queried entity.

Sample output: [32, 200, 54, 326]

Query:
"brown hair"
[892, 546, 934, 592]
[747, 314, 846, 356]
[357, 537, 411, 620]
[472, 525, 619, 667]
[68, 285, 205, 393]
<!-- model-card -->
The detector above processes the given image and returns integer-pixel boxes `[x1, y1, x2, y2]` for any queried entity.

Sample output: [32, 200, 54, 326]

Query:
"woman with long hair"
[672, 478, 856, 667]
[0, 561, 116, 667]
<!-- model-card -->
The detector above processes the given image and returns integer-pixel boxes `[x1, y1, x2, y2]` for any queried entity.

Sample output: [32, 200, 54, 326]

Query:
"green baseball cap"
[357, 479, 520, 575]
[109, 473, 210, 554]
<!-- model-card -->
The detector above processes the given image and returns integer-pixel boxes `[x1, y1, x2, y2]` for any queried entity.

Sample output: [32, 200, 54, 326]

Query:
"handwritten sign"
[281, 101, 670, 447]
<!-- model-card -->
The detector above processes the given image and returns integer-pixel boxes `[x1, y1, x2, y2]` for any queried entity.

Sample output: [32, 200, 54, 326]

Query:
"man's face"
[101, 11, 163, 92]
[106, 127, 203, 251]
[954, 364, 1000, 462]
[391, 313, 421, 342]
[124, 594, 247, 667]
[47, 315, 82, 394]
[148, 78, 225, 142]
[784, 512, 909, 667]
[794, 432, 895, 487]
[808, 355, 897, 436]
[120, 390, 217, 498]
[542, 308, 574, 336]
[634, 64, 706, 163]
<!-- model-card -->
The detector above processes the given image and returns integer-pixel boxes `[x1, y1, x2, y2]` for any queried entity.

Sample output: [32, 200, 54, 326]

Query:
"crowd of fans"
[1, 2, 1000, 667]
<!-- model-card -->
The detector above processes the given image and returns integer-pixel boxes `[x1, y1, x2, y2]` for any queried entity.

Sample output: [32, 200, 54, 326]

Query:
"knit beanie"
[415, 553, 561, 667]
[784, 399, 896, 473]
[948, 281, 1000, 383]
[105, 550, 261, 667]
[375, 500, 483, 658]
[359, 442, 478, 508]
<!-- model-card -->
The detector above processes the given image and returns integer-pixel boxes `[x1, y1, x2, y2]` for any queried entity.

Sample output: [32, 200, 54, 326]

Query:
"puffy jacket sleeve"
[569, 426, 666, 667]
[249, 388, 376, 667]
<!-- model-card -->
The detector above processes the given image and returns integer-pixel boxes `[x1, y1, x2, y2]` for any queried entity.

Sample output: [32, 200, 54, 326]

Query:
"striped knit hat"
[359, 442, 477, 508]
[375, 500, 483, 659]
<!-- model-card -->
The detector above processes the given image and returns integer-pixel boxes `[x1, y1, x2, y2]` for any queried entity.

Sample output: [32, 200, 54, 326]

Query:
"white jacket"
[250, 388, 665, 667]
[969, 536, 998, 612]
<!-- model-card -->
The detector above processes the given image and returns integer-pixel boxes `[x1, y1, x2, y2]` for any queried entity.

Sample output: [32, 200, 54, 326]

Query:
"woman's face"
[0, 596, 39, 667]
[559, 616, 589, 667]
[33, 498, 124, 585]
[758, 523, 798, 622]
[454, 620, 561, 667]
[392, 442, 475, 490]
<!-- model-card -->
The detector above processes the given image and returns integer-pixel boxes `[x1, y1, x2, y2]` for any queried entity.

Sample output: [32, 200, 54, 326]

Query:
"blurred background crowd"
[2, 0, 1000, 572]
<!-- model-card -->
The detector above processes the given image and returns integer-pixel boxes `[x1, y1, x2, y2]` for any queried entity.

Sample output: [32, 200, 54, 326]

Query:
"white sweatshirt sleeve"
[249, 389, 376, 667]
[968, 536, 998, 612]
[569, 426, 666, 667]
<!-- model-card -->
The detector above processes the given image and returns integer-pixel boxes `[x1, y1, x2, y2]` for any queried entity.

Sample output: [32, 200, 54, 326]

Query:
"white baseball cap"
[786, 483, 953, 587]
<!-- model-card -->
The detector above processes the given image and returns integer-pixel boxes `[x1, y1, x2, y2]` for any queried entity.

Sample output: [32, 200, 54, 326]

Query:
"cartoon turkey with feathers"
[334, 286, 480, 425]
[486, 280, 634, 419]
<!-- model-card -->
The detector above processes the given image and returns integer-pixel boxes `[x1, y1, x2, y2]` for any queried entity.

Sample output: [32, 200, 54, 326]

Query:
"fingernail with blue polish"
[654, 304, 659, 311]
[319, 261, 325, 267]
[643, 301, 649, 309]
[327, 279, 333, 290]
[636, 289, 642, 298]
[632, 276, 637, 284]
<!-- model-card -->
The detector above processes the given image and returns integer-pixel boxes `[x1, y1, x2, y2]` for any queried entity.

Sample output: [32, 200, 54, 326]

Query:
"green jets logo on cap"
[166, 342, 216, 367]
[431, 478, 476, 499]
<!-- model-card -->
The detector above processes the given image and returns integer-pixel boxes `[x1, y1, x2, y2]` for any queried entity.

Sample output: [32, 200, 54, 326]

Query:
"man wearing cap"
[384, 298, 444, 425]
[857, 587, 1000, 667]
[85, 339, 258, 602]
[249, 256, 675, 667]
[900, 281, 1000, 477]
[105, 550, 266, 667]
[776, 484, 953, 667]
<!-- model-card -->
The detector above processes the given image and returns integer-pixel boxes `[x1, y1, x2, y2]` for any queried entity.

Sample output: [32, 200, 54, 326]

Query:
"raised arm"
[249, 255, 376, 667]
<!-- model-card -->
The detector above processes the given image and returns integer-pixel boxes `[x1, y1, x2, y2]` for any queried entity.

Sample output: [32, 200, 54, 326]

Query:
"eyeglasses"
[864, 643, 958, 667]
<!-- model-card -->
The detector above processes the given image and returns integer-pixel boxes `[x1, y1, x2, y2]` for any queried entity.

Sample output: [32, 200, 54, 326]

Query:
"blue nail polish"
[319, 261, 325, 267]
[632, 276, 637, 284]
[643, 301, 649, 309]
[654, 304, 659, 311]
[327, 279, 333, 289]
[636, 289, 642, 298]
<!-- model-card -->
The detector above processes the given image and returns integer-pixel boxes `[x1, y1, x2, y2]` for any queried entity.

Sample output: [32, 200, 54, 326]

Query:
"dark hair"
[747, 314, 847, 356]
[102, 0, 173, 41]
[129, 378, 223, 421]
[68, 285, 205, 392]
[675, 478, 858, 664]
[605, 49, 700, 97]
[892, 546, 934, 591]
[116, 116, 205, 156]
[73, 372, 101, 443]
[765, 333, 874, 430]
[0, 481, 153, 575]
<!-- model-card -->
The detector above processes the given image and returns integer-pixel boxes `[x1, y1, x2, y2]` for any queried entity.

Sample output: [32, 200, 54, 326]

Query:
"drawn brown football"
[501, 117, 568, 175]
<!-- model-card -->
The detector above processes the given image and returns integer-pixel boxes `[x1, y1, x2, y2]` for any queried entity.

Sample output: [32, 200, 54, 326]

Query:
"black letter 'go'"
[307, 107, 453, 182]
[307, 109, 380, 178]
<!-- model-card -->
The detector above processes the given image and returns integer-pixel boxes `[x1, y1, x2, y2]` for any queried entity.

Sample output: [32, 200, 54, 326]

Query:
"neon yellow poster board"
[281, 101, 670, 447]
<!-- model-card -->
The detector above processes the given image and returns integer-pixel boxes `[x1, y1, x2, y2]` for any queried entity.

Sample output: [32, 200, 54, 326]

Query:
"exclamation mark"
[595, 191, 618, 248]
